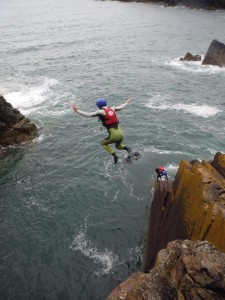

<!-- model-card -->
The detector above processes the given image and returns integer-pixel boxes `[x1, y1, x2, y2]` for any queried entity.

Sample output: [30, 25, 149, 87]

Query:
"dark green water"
[1, 0, 225, 299]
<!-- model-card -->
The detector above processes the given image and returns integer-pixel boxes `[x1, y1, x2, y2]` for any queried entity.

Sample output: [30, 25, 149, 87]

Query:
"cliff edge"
[0, 95, 38, 147]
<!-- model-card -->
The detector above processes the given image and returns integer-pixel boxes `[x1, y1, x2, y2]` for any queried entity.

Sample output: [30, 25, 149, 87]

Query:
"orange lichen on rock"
[176, 155, 225, 249]
[144, 152, 225, 271]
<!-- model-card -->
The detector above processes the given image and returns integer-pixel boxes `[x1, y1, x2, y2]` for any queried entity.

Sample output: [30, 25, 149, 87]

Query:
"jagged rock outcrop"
[202, 39, 225, 67]
[144, 152, 225, 271]
[118, 0, 225, 9]
[179, 40, 225, 67]
[179, 52, 201, 62]
[164, 0, 225, 9]
[107, 240, 225, 300]
[0, 95, 37, 147]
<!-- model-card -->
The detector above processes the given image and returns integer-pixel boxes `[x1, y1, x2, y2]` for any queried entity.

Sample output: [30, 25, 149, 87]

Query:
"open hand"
[71, 103, 78, 112]
[126, 98, 132, 105]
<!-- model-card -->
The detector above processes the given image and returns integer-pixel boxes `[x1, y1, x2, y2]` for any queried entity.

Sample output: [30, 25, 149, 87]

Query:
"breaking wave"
[3, 78, 68, 116]
[165, 57, 225, 75]
[145, 95, 221, 118]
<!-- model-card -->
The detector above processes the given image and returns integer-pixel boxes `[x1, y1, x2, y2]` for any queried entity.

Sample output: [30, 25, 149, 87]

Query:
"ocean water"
[1, 0, 225, 299]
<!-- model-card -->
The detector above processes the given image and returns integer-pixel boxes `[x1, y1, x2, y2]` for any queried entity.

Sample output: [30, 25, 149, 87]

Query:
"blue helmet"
[96, 98, 107, 109]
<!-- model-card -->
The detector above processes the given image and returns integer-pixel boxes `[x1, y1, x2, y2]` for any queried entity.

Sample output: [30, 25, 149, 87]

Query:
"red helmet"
[158, 166, 164, 171]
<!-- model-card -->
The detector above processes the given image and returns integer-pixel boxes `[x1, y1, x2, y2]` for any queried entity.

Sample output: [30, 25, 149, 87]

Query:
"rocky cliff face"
[107, 153, 225, 299]
[164, 0, 225, 9]
[118, 0, 225, 9]
[107, 240, 225, 300]
[144, 152, 225, 271]
[0, 95, 38, 147]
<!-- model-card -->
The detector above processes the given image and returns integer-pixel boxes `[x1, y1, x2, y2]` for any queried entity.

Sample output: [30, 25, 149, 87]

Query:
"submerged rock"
[202, 39, 225, 67]
[107, 240, 225, 300]
[0, 95, 38, 147]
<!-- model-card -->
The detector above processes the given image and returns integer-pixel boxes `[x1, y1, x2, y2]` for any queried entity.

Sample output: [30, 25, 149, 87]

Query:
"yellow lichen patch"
[217, 153, 225, 169]
[172, 155, 225, 253]
[181, 166, 205, 238]
[206, 208, 225, 251]
[198, 202, 214, 240]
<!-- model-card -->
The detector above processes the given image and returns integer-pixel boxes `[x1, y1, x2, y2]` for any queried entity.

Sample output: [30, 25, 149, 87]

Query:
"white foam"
[144, 146, 187, 155]
[165, 163, 179, 178]
[25, 195, 50, 213]
[173, 103, 221, 118]
[207, 148, 218, 155]
[4, 78, 59, 115]
[165, 163, 179, 171]
[145, 96, 221, 118]
[36, 133, 51, 143]
[166, 57, 225, 75]
[128, 246, 142, 258]
[70, 229, 118, 275]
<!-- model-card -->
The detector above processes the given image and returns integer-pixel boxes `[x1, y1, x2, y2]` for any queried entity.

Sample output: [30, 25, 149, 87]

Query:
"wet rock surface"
[0, 95, 38, 147]
[179, 52, 201, 61]
[202, 39, 225, 67]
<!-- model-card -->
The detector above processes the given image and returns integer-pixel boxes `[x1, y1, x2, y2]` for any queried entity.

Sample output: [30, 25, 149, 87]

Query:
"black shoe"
[124, 146, 132, 154]
[114, 155, 118, 164]
[112, 152, 119, 164]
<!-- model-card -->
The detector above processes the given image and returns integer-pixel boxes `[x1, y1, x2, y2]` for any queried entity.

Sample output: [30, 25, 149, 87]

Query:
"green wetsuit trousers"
[101, 126, 126, 155]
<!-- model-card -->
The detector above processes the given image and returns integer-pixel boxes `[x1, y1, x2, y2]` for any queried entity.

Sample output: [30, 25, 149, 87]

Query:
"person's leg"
[101, 139, 114, 155]
[114, 126, 131, 153]
[101, 128, 119, 163]
[101, 127, 131, 163]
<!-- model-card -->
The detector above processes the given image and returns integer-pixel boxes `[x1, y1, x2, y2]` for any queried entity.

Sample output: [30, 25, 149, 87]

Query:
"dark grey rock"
[202, 39, 225, 67]
[180, 52, 202, 61]
[0, 95, 38, 147]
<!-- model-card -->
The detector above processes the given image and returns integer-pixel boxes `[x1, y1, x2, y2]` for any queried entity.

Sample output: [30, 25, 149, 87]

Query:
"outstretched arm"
[113, 98, 132, 111]
[71, 103, 104, 117]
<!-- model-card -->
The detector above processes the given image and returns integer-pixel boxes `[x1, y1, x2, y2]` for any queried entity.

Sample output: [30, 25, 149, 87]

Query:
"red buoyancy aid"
[102, 107, 119, 126]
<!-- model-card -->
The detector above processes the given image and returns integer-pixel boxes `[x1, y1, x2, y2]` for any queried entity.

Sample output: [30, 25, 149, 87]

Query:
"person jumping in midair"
[71, 98, 132, 164]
